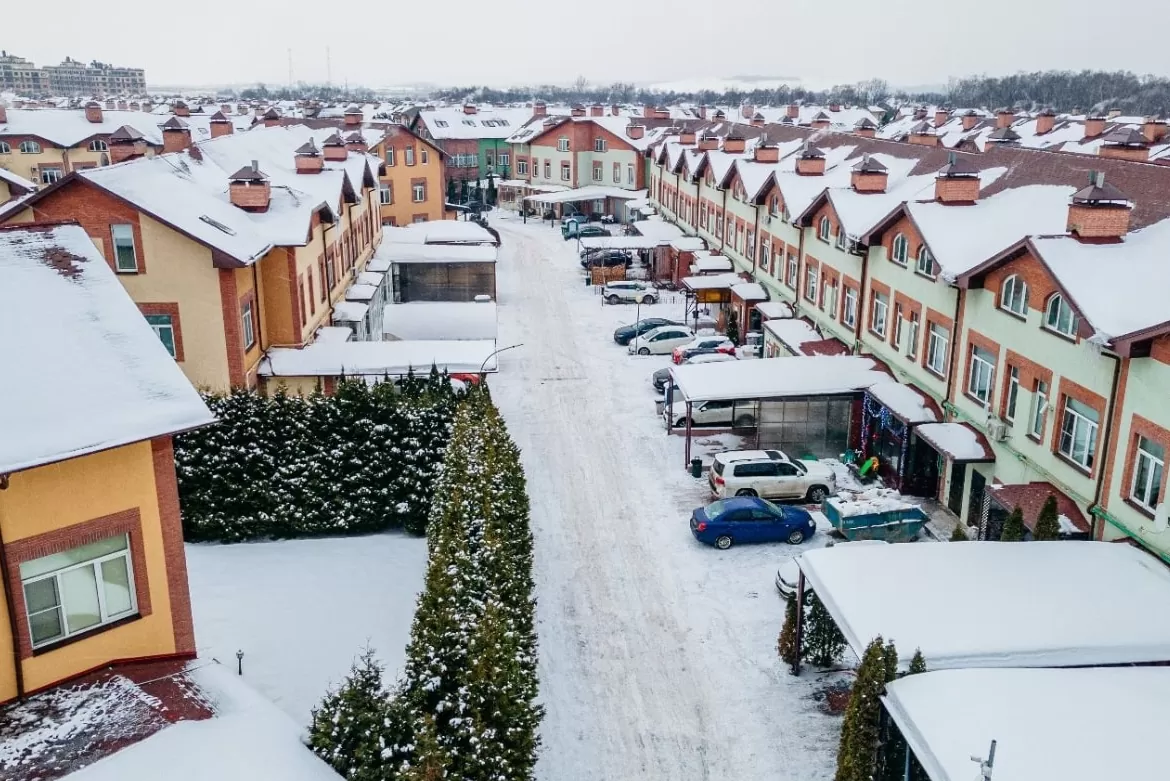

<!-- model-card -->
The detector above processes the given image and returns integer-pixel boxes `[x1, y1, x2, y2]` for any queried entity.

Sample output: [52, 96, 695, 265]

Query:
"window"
[1001, 274, 1028, 316]
[88, 139, 108, 152]
[594, 138, 607, 152]
[1005, 366, 1020, 421]
[561, 162, 571, 181]
[421, 149, 429, 165]
[0, 141, 9, 153]
[19, 140, 41, 154]
[40, 167, 63, 184]
[386, 148, 395, 166]
[404, 147, 415, 166]
[544, 161, 551, 179]
[1045, 294, 1077, 336]
[967, 345, 995, 405]
[1132, 437, 1165, 510]
[891, 233, 908, 265]
[627, 164, 634, 185]
[20, 534, 137, 649]
[378, 184, 393, 205]
[1059, 397, 1099, 469]
[770, 195, 780, 216]
[413, 215, 428, 224]
[871, 291, 889, 336]
[760, 243, 771, 274]
[613, 162, 621, 183]
[906, 313, 920, 358]
[835, 228, 848, 251]
[498, 152, 509, 166]
[485, 150, 495, 167]
[746, 230, 755, 261]
[111, 224, 137, 272]
[434, 119, 448, 128]
[916, 245, 936, 277]
[818, 216, 831, 242]
[557, 137, 570, 152]
[926, 322, 949, 375]
[825, 280, 839, 317]
[517, 159, 529, 176]
[1030, 380, 1049, 438]
[241, 300, 255, 349]
[843, 287, 858, 327]
[145, 314, 176, 358]
[805, 265, 818, 301]
[894, 306, 904, 347]
[412, 183, 425, 203]
[786, 254, 798, 287]
[592, 162, 603, 182]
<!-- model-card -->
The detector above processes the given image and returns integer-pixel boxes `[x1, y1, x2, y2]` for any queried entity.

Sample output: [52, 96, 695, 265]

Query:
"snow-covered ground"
[486, 214, 841, 780]
[185, 533, 427, 724]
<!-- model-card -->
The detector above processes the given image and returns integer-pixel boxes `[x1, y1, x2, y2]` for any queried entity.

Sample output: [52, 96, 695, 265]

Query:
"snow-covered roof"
[579, 236, 668, 250]
[0, 165, 36, 194]
[344, 283, 378, 302]
[826, 488, 922, 518]
[754, 300, 793, 319]
[260, 339, 499, 377]
[330, 301, 369, 322]
[669, 236, 706, 252]
[914, 422, 994, 462]
[522, 185, 646, 204]
[314, 325, 353, 344]
[884, 667, 1170, 781]
[374, 242, 497, 264]
[798, 541, 1170, 669]
[763, 318, 821, 351]
[681, 272, 742, 291]
[631, 217, 685, 241]
[65, 664, 341, 781]
[415, 106, 537, 140]
[0, 224, 213, 474]
[670, 355, 888, 403]
[382, 301, 498, 341]
[0, 107, 252, 148]
[690, 256, 733, 274]
[866, 382, 939, 424]
[380, 220, 495, 245]
[730, 282, 767, 301]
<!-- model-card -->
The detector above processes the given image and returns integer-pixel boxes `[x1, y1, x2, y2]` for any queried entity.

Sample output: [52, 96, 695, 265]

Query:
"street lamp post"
[478, 343, 524, 381]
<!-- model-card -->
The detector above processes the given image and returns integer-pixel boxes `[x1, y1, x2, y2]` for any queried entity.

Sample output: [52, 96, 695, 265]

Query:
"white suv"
[708, 449, 836, 503]
[629, 325, 693, 355]
[604, 281, 658, 305]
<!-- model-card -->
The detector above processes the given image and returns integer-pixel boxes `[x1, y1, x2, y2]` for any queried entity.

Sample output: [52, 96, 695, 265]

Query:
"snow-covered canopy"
[631, 217, 685, 241]
[669, 236, 706, 252]
[690, 256, 733, 274]
[0, 224, 213, 474]
[884, 667, 1170, 781]
[730, 282, 767, 301]
[867, 382, 939, 424]
[381, 220, 495, 245]
[579, 236, 670, 250]
[914, 421, 993, 462]
[260, 339, 499, 377]
[521, 185, 647, 204]
[798, 541, 1170, 669]
[383, 301, 498, 341]
[670, 356, 888, 403]
[374, 243, 497, 264]
[754, 300, 794, 319]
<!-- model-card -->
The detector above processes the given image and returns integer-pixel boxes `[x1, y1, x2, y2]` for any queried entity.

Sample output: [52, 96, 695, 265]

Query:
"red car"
[672, 337, 736, 364]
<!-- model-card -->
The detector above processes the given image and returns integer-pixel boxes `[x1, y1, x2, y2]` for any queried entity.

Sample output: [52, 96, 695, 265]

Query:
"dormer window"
[769, 195, 780, 216]
[1044, 294, 1077, 337]
[835, 228, 848, 250]
[891, 233, 909, 265]
[594, 138, 607, 152]
[557, 137, 570, 152]
[818, 216, 831, 242]
[915, 246, 936, 278]
[1000, 274, 1028, 316]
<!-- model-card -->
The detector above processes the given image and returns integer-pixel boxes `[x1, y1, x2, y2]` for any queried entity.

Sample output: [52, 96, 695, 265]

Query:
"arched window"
[1000, 274, 1028, 315]
[19, 140, 42, 154]
[891, 233, 908, 265]
[1045, 294, 1077, 336]
[819, 215, 832, 241]
[916, 245, 936, 277]
[88, 139, 108, 152]
[0, 141, 9, 153]
[100, 153, 110, 167]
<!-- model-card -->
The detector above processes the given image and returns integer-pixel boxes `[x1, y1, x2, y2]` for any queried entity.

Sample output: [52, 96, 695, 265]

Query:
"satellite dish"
[1154, 503, 1168, 533]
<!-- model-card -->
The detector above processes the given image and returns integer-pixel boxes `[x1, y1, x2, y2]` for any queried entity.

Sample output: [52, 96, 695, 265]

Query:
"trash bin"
[690, 458, 703, 478]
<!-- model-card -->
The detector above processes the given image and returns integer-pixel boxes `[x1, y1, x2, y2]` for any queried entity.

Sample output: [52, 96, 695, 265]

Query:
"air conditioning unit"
[987, 419, 1009, 442]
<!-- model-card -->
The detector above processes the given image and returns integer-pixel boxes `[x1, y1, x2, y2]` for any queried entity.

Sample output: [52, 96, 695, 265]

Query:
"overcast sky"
[16, 0, 1170, 91]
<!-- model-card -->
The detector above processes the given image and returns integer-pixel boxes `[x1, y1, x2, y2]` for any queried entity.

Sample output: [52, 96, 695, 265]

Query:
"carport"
[578, 235, 673, 277]
[667, 356, 893, 466]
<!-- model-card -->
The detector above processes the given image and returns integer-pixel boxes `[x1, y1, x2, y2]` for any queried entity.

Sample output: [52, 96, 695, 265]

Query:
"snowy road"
[487, 216, 840, 781]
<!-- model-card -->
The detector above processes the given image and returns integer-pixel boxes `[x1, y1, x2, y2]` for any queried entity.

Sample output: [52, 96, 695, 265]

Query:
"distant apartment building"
[0, 52, 48, 94]
[0, 52, 145, 96]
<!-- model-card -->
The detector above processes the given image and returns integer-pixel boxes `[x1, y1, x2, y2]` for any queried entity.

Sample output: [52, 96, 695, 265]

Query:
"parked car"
[708, 449, 837, 502]
[690, 497, 816, 549]
[614, 318, 681, 345]
[652, 353, 735, 392]
[775, 540, 888, 599]
[672, 336, 735, 364]
[603, 281, 658, 305]
[628, 325, 694, 355]
[581, 250, 633, 269]
[563, 223, 608, 240]
[562, 213, 588, 226]
[665, 398, 756, 428]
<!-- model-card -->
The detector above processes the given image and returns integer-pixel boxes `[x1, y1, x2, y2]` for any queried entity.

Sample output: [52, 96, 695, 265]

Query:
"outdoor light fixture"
[236, 649, 244, 675]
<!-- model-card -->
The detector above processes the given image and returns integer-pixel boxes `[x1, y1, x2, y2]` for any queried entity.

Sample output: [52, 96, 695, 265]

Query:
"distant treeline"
[433, 70, 1170, 116]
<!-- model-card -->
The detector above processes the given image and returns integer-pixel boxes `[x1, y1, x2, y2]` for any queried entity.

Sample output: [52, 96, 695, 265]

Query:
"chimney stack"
[699, 135, 719, 151]
[626, 123, 645, 140]
[344, 106, 363, 126]
[699, 104, 708, 120]
[854, 117, 877, 138]
[754, 135, 779, 163]
[173, 100, 190, 118]
[0, 103, 7, 124]
[722, 133, 746, 154]
[679, 130, 696, 145]
[108, 126, 148, 163]
[295, 139, 324, 174]
[571, 104, 586, 117]
[934, 108, 950, 127]
[590, 103, 604, 117]
[934, 153, 981, 204]
[908, 122, 939, 146]
[787, 103, 799, 119]
[1142, 116, 1168, 143]
[851, 154, 889, 193]
[323, 132, 349, 161]
[533, 101, 547, 117]
[1036, 108, 1056, 135]
[210, 111, 233, 138]
[643, 105, 654, 119]
[85, 101, 103, 123]
[810, 111, 831, 130]
[611, 104, 621, 116]
[117, 100, 127, 111]
[345, 132, 368, 153]
[161, 117, 193, 154]
[262, 107, 281, 128]
[751, 113, 765, 127]
[829, 102, 841, 112]
[463, 103, 478, 115]
[913, 106, 928, 121]
[655, 106, 670, 119]
[741, 103, 754, 119]
[228, 161, 271, 212]
[795, 144, 826, 176]
[1098, 127, 1150, 162]
[1067, 172, 1131, 241]
[996, 108, 1014, 129]
[1084, 114, 1107, 139]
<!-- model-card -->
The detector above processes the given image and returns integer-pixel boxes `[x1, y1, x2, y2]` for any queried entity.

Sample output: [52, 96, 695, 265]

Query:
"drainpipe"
[1089, 353, 1124, 539]
[720, 188, 728, 253]
[943, 289, 963, 410]
[853, 244, 868, 353]
[752, 203, 762, 276]
[675, 169, 681, 221]
[251, 262, 264, 352]
[0, 497, 27, 700]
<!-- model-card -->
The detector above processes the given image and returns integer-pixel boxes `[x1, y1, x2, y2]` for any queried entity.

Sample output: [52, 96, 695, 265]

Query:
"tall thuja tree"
[836, 637, 898, 781]
[1000, 506, 1025, 541]
[308, 648, 390, 781]
[1033, 495, 1061, 540]
[397, 367, 460, 536]
[804, 592, 847, 668]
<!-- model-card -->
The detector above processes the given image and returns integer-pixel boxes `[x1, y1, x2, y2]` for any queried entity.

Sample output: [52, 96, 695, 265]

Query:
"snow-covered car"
[652, 352, 735, 392]
[774, 540, 888, 600]
[665, 398, 756, 428]
[628, 325, 693, 356]
[708, 449, 837, 502]
[671, 336, 735, 364]
[604, 281, 658, 305]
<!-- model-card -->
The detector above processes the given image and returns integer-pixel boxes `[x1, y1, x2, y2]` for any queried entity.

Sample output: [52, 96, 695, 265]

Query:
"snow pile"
[827, 487, 920, 518]
[383, 301, 498, 341]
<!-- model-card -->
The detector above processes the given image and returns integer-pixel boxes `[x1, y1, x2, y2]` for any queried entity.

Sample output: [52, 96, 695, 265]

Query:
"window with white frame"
[485, 150, 495, 167]
[906, 313, 920, 357]
[770, 195, 780, 216]
[241, 300, 255, 349]
[843, 286, 858, 327]
[20, 534, 137, 648]
[386, 148, 395, 166]
[786, 254, 798, 287]
[1059, 396, 1099, 469]
[421, 149, 429, 164]
[88, 139, 108, 152]
[560, 162, 571, 181]
[0, 141, 9, 153]
[746, 230, 755, 261]
[871, 291, 889, 336]
[726, 217, 734, 242]
[1001, 274, 1028, 316]
[1132, 436, 1165, 510]
[894, 306, 904, 347]
[592, 162, 603, 181]
[835, 228, 848, 251]
[40, 167, 63, 184]
[405, 147, 415, 165]
[497, 152, 508, 166]
[926, 322, 949, 375]
[1030, 380, 1049, 438]
[517, 159, 528, 176]
[146, 313, 176, 358]
[891, 233, 909, 265]
[818, 216, 831, 241]
[916, 245, 936, 277]
[613, 162, 620, 183]
[825, 280, 839, 317]
[557, 137, 570, 152]
[378, 184, 392, 205]
[805, 265, 818, 301]
[1045, 294, 1077, 336]
[1005, 366, 1020, 421]
[627, 164, 635, 185]
[412, 183, 426, 202]
[19, 140, 41, 154]
[967, 344, 995, 405]
[594, 138, 607, 152]
[760, 242, 771, 273]
[111, 224, 137, 272]
[544, 161, 551, 179]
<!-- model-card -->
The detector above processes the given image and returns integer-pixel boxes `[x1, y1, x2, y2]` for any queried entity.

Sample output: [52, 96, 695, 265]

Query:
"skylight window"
[434, 119, 448, 128]
[199, 215, 237, 235]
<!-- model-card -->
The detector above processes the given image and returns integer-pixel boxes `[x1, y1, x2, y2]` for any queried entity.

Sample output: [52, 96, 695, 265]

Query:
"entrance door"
[967, 469, 987, 526]
[947, 463, 966, 516]
[902, 435, 941, 497]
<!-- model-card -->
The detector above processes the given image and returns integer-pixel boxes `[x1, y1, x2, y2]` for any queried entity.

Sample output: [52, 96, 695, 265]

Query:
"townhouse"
[644, 117, 1170, 561]
[0, 222, 213, 702]
[410, 103, 536, 182]
[2, 124, 383, 393]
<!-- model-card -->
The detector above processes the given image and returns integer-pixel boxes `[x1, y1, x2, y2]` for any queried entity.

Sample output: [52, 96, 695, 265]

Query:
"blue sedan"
[690, 497, 816, 550]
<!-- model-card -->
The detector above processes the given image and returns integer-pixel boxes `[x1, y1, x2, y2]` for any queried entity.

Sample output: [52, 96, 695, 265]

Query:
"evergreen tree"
[485, 173, 497, 207]
[804, 592, 847, 668]
[1000, 506, 1025, 541]
[949, 523, 968, 542]
[726, 310, 741, 346]
[1033, 495, 1061, 540]
[446, 177, 457, 206]
[777, 596, 800, 668]
[836, 637, 896, 781]
[308, 648, 390, 781]
[398, 713, 450, 781]
[908, 648, 927, 675]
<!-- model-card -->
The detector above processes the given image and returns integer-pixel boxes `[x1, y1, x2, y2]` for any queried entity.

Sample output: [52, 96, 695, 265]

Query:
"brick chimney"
[295, 139, 324, 174]
[1035, 108, 1056, 135]
[108, 125, 148, 164]
[462, 103, 478, 115]
[229, 160, 271, 212]
[934, 153, 981, 204]
[754, 135, 779, 163]
[611, 104, 621, 116]
[679, 130, 697, 145]
[643, 105, 654, 119]
[722, 133, 746, 154]
[934, 108, 950, 127]
[1098, 127, 1150, 162]
[344, 106, 363, 126]
[1067, 172, 1131, 241]
[811, 111, 831, 130]
[787, 103, 799, 119]
[533, 101, 547, 117]
[570, 104, 585, 117]
[996, 108, 1014, 129]
[237, 103, 249, 115]
[713, 109, 726, 121]
[117, 100, 127, 111]
[262, 107, 281, 128]
[655, 106, 670, 119]
[851, 154, 888, 193]
[854, 117, 877, 138]
[908, 122, 939, 146]
[829, 102, 841, 112]
[698, 104, 708, 120]
[699, 135, 719, 151]
[795, 144, 825, 176]
[1142, 116, 1167, 143]
[1084, 114, 1106, 139]
[345, 132, 368, 153]
[85, 101, 103, 123]
[626, 123, 645, 140]
[590, 103, 604, 117]
[129, 101, 140, 111]
[221, 103, 232, 114]
[0, 103, 7, 124]
[161, 117, 193, 154]
[323, 132, 348, 161]
[913, 106, 928, 121]
[210, 111, 233, 138]
[986, 126, 1022, 146]
[741, 103, 754, 119]
[173, 100, 190, 118]
[751, 113, 765, 128]
[1108, 108, 1122, 119]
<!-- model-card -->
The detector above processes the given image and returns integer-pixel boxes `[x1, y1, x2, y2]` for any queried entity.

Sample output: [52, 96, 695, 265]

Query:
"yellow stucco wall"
[0, 442, 176, 700]
[372, 139, 446, 225]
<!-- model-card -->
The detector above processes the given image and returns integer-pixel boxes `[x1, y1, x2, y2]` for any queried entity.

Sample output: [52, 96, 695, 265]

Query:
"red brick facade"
[152, 437, 195, 655]
[23, 179, 150, 274]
